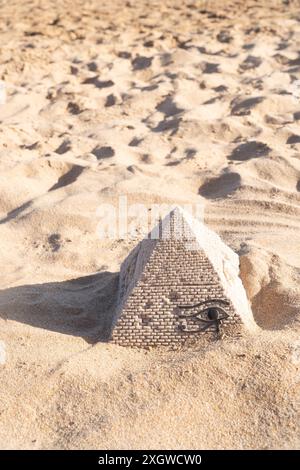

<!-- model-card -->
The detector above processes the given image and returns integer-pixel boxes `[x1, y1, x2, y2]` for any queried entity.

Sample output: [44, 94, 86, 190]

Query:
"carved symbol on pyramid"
[176, 298, 230, 334]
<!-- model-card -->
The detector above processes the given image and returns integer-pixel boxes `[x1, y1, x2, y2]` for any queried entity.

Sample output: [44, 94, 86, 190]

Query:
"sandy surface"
[0, 0, 299, 449]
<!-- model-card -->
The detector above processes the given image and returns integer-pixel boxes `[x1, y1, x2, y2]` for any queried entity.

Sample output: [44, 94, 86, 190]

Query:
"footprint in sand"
[243, 43, 255, 50]
[118, 51, 131, 59]
[143, 40, 154, 48]
[54, 139, 72, 155]
[105, 94, 116, 107]
[132, 56, 153, 71]
[152, 117, 181, 135]
[67, 102, 82, 115]
[92, 146, 115, 159]
[185, 148, 197, 159]
[293, 112, 300, 120]
[87, 61, 98, 72]
[82, 76, 114, 89]
[199, 172, 241, 199]
[239, 55, 262, 71]
[217, 30, 232, 43]
[213, 85, 228, 93]
[202, 62, 220, 74]
[228, 141, 271, 161]
[49, 165, 85, 191]
[128, 137, 143, 147]
[286, 134, 300, 145]
[156, 96, 183, 117]
[230, 96, 264, 116]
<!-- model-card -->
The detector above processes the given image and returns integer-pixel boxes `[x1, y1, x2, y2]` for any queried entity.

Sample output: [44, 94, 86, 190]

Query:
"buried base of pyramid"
[110, 207, 256, 348]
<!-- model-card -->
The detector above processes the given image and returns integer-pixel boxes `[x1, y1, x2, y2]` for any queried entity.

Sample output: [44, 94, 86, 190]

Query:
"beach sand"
[0, 0, 299, 449]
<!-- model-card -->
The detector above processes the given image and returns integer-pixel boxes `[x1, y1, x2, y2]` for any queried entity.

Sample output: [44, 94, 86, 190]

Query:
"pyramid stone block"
[111, 207, 255, 347]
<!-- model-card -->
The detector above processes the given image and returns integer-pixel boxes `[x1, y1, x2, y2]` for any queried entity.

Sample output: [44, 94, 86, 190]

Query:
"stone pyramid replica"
[111, 206, 255, 348]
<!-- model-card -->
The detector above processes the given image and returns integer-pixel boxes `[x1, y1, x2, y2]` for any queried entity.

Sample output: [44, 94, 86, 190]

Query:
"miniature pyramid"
[111, 206, 255, 347]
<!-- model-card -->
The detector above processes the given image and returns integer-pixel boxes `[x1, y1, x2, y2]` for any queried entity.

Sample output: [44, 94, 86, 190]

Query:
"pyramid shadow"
[0, 271, 119, 343]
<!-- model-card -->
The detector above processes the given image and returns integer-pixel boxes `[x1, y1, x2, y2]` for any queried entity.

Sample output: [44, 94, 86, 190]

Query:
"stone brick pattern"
[111, 210, 242, 348]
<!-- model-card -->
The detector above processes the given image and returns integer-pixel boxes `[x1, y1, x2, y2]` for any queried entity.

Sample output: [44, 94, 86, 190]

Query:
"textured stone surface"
[111, 207, 255, 347]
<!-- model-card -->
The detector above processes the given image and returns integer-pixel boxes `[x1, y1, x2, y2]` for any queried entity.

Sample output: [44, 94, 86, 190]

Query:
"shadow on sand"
[0, 271, 119, 344]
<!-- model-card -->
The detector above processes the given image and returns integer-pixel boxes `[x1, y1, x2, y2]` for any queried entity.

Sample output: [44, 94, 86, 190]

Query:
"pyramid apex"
[165, 204, 196, 218]
[148, 204, 203, 241]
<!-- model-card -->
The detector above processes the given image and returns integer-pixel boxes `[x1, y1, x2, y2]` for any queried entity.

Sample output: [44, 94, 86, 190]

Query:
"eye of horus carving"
[176, 298, 230, 334]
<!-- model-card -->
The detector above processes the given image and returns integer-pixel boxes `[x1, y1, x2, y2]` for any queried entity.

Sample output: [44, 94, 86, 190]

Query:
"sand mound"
[240, 248, 300, 330]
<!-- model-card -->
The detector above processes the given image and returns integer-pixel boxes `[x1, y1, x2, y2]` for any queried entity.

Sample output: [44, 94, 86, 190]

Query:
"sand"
[0, 0, 299, 449]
